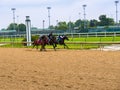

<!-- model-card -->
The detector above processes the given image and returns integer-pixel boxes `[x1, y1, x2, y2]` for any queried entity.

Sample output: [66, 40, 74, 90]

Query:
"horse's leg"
[32, 42, 35, 49]
[33, 44, 38, 50]
[40, 45, 43, 51]
[43, 44, 46, 51]
[53, 44, 56, 51]
[32, 42, 38, 50]
[64, 44, 69, 49]
[63, 43, 65, 49]
[55, 42, 57, 47]
[36, 45, 39, 50]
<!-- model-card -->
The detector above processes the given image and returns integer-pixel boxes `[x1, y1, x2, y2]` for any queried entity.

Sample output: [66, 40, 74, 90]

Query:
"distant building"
[89, 26, 120, 33]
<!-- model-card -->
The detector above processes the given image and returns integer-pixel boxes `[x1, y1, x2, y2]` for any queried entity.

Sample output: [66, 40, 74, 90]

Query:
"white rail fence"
[63, 32, 120, 38]
[0, 32, 120, 42]
[0, 32, 120, 37]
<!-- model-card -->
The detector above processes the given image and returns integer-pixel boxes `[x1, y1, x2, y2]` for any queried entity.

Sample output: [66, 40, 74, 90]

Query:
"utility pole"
[11, 8, 16, 30]
[79, 12, 81, 29]
[47, 7, 51, 29]
[17, 15, 19, 34]
[43, 20, 45, 30]
[115, 0, 119, 25]
[83, 5, 87, 29]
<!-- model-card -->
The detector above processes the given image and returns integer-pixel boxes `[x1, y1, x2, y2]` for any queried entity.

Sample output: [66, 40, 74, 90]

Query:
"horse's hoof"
[40, 49, 42, 51]
[44, 49, 47, 51]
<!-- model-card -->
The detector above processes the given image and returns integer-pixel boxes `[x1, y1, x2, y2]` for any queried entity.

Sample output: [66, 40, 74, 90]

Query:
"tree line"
[53, 15, 116, 31]
[3, 14, 119, 32]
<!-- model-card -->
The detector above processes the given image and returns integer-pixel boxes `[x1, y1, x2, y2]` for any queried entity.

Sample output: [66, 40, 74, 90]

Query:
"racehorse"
[32, 35, 57, 51]
[56, 35, 69, 48]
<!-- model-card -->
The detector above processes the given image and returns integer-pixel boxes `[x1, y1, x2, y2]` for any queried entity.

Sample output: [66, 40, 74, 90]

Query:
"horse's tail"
[32, 39, 40, 45]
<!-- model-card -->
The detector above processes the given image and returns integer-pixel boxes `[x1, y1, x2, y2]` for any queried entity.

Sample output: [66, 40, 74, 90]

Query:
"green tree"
[98, 15, 115, 26]
[49, 25, 55, 29]
[18, 23, 26, 31]
[7, 23, 26, 32]
[89, 19, 98, 27]
[68, 21, 74, 30]
[7, 23, 18, 30]
[106, 18, 114, 25]
[74, 20, 81, 28]
[55, 22, 68, 30]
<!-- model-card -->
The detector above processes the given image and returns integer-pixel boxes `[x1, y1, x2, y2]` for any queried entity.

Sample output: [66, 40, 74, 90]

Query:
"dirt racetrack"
[0, 47, 120, 90]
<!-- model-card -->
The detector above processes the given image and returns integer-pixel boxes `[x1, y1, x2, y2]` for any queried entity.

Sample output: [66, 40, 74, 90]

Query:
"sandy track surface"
[0, 48, 120, 90]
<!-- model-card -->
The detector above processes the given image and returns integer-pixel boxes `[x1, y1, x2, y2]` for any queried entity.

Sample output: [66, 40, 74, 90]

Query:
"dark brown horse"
[32, 35, 57, 51]
[56, 35, 69, 48]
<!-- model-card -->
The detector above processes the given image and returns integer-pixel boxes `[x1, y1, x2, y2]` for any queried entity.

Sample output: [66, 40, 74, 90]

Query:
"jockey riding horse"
[32, 32, 57, 51]
[56, 35, 69, 49]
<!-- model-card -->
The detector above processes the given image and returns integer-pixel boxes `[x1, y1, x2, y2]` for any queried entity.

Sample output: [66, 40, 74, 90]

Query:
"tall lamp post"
[11, 8, 16, 30]
[115, 0, 119, 25]
[47, 7, 51, 29]
[79, 12, 81, 28]
[43, 20, 45, 30]
[17, 15, 19, 34]
[83, 4, 87, 29]
[79, 12, 81, 20]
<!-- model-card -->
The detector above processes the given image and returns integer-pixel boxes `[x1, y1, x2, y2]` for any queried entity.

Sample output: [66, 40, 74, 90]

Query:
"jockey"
[60, 35, 64, 38]
[58, 35, 63, 42]
[48, 32, 53, 43]
[48, 32, 53, 39]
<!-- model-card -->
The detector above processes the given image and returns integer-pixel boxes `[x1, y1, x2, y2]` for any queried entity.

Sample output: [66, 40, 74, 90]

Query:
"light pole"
[47, 7, 51, 29]
[56, 20, 58, 26]
[115, 0, 119, 25]
[83, 4, 87, 29]
[17, 15, 19, 34]
[79, 12, 81, 20]
[43, 20, 45, 30]
[79, 12, 81, 29]
[11, 8, 16, 30]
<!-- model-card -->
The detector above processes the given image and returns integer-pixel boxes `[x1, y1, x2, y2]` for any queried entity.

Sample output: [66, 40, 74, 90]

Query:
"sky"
[0, 0, 119, 29]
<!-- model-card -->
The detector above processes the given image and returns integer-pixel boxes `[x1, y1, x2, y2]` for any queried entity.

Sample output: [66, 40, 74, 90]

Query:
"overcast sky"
[0, 0, 119, 29]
